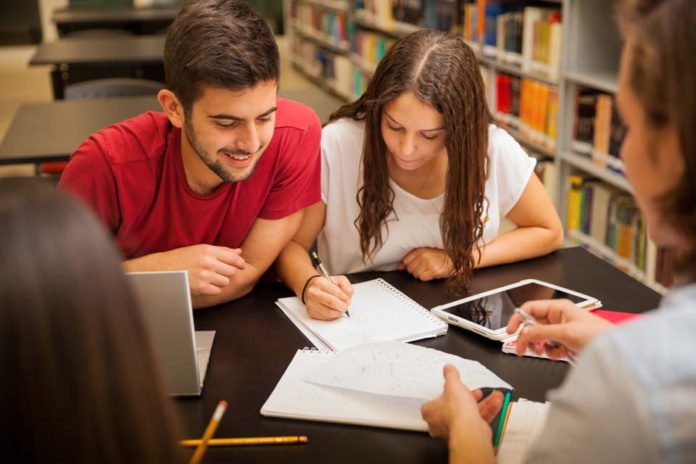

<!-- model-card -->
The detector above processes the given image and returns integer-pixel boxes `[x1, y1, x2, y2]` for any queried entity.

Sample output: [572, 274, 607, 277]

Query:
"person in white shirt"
[421, 1, 696, 462]
[276, 30, 563, 320]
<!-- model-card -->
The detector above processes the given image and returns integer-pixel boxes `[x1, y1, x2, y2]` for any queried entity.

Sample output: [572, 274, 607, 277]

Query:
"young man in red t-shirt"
[58, 0, 321, 309]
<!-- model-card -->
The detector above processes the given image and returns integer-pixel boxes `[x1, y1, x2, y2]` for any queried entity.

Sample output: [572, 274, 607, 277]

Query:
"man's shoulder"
[275, 97, 320, 133]
[93, 111, 173, 165]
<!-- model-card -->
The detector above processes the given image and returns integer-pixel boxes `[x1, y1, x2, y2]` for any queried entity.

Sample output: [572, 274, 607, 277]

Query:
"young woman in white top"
[421, 1, 696, 462]
[276, 30, 563, 320]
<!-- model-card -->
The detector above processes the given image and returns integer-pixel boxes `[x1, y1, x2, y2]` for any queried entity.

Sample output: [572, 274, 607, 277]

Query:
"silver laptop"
[126, 271, 215, 396]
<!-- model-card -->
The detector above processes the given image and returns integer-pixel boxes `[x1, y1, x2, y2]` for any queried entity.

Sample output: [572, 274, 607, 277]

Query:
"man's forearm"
[190, 278, 255, 309]
[275, 240, 317, 297]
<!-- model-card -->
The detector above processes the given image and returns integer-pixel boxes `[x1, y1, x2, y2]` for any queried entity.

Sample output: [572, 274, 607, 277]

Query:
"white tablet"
[431, 279, 601, 341]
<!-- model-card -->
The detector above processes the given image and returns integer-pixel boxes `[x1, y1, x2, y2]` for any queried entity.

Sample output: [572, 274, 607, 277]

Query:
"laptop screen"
[126, 271, 214, 396]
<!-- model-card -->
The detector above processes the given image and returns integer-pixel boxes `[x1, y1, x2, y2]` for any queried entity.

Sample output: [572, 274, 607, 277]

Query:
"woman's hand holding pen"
[506, 299, 614, 359]
[304, 275, 354, 321]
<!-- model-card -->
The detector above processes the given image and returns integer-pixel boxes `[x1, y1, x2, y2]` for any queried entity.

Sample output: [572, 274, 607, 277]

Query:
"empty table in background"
[0, 96, 162, 166]
[30, 35, 166, 99]
[52, 4, 180, 37]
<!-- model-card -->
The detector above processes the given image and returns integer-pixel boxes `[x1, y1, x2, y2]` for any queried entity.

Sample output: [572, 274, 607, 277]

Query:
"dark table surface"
[0, 96, 162, 165]
[52, 4, 180, 24]
[30, 35, 166, 67]
[176, 246, 661, 463]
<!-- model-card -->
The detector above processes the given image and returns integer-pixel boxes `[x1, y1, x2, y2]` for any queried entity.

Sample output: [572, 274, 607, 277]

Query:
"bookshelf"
[284, 0, 670, 294]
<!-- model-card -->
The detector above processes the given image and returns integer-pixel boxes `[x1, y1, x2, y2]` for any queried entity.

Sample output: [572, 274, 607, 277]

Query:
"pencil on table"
[181, 436, 309, 447]
[190, 400, 228, 464]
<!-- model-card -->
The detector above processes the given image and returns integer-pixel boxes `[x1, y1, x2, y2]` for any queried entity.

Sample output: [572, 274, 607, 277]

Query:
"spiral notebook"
[261, 348, 429, 431]
[276, 278, 447, 351]
[262, 344, 540, 450]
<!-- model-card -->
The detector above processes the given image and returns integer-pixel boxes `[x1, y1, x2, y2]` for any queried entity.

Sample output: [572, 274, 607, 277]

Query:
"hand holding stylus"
[506, 300, 613, 360]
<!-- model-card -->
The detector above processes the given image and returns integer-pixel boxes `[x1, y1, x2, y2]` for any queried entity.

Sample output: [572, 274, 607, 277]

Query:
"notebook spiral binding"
[375, 278, 448, 328]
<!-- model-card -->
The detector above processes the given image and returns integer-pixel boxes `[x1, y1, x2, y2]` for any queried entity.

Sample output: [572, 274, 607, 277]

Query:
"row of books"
[463, 4, 563, 81]
[292, 31, 389, 99]
[291, 3, 350, 52]
[572, 89, 626, 175]
[352, 29, 395, 75]
[566, 174, 674, 289]
[353, 68, 370, 100]
[356, 0, 460, 33]
[529, 152, 558, 203]
[291, 36, 353, 100]
[493, 73, 559, 152]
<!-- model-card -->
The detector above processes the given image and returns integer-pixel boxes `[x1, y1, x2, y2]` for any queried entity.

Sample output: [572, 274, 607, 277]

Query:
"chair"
[37, 78, 165, 176]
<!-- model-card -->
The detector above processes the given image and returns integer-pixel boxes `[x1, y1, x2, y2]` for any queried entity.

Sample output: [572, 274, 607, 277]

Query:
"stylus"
[514, 307, 576, 366]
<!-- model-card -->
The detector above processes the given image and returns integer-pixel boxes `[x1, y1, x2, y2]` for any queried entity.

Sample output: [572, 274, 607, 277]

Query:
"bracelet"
[301, 274, 321, 305]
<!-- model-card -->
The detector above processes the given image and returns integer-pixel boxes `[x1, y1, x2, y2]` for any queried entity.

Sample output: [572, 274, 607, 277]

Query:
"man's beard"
[185, 119, 262, 183]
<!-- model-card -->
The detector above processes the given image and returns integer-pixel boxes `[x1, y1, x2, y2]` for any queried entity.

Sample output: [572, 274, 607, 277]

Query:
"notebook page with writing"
[261, 349, 429, 431]
[303, 341, 512, 399]
[276, 279, 447, 351]
[497, 399, 550, 464]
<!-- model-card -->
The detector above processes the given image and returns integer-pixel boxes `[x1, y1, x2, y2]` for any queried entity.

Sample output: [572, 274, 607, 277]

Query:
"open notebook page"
[497, 399, 550, 464]
[276, 279, 447, 351]
[261, 349, 429, 431]
[303, 341, 512, 400]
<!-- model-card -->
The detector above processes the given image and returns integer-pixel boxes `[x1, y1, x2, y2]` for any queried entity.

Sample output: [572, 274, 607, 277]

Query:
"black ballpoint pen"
[311, 251, 351, 318]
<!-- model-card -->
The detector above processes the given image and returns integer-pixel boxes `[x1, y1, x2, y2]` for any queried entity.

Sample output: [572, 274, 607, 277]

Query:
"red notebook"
[593, 309, 644, 325]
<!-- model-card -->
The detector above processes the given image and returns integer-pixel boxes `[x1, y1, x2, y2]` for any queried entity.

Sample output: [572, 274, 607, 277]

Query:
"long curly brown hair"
[329, 30, 491, 295]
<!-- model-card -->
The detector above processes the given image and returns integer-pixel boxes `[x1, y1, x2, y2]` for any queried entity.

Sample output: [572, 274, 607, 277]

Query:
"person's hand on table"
[398, 247, 453, 281]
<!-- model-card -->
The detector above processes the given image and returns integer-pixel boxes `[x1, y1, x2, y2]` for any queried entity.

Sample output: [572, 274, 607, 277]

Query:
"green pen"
[493, 390, 512, 449]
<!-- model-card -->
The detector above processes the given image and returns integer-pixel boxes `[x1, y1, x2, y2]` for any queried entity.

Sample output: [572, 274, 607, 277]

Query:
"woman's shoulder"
[321, 118, 365, 166]
[487, 124, 521, 149]
[322, 117, 365, 141]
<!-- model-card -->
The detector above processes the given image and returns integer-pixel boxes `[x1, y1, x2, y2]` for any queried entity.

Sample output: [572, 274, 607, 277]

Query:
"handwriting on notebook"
[275, 279, 448, 351]
[303, 341, 512, 400]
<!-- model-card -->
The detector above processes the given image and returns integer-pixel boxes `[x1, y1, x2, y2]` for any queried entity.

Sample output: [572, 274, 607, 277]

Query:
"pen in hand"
[514, 307, 576, 366]
[311, 251, 351, 318]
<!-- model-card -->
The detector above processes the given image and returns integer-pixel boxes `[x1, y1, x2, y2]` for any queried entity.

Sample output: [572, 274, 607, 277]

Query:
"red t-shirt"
[58, 97, 321, 259]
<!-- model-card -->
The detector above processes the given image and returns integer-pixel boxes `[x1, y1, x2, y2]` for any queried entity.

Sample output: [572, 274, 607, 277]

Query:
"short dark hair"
[164, 0, 280, 113]
[0, 179, 183, 462]
[617, 0, 696, 280]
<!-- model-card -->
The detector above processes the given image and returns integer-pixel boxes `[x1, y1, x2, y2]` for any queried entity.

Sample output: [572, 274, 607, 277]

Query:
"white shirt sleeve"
[486, 126, 536, 218]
